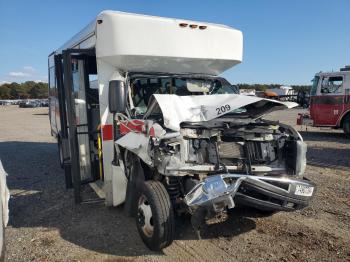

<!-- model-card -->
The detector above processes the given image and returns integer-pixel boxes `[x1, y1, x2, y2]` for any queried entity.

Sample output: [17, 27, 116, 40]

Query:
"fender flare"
[338, 109, 350, 127]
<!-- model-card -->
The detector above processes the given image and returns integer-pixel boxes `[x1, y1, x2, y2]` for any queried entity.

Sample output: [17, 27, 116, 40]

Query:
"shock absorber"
[166, 176, 181, 202]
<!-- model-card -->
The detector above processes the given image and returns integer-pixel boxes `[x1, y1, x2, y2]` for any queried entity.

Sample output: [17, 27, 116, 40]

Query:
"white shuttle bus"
[49, 11, 315, 250]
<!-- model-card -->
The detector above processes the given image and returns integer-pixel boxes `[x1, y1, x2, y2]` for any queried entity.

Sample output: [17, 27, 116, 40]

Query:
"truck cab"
[297, 66, 350, 134]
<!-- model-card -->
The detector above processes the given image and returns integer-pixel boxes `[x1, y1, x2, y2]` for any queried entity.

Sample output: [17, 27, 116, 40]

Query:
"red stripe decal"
[119, 120, 145, 135]
[102, 124, 113, 141]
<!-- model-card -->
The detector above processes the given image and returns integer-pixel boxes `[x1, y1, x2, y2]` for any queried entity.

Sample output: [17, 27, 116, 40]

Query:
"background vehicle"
[18, 100, 43, 108]
[49, 10, 315, 250]
[297, 66, 350, 135]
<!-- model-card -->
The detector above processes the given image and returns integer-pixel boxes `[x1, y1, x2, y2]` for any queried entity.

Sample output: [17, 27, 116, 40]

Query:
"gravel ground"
[0, 105, 349, 262]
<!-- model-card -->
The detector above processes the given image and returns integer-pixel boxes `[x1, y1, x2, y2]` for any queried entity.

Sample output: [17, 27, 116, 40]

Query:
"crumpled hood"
[149, 94, 297, 131]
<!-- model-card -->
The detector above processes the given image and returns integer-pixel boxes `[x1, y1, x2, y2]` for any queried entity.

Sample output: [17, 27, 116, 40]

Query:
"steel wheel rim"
[137, 194, 154, 238]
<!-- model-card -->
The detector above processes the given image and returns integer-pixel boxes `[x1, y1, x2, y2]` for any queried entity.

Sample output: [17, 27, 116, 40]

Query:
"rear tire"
[342, 114, 350, 136]
[136, 180, 175, 251]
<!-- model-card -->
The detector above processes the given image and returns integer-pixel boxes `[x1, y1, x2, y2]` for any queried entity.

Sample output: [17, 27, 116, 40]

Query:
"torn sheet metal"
[152, 94, 298, 131]
[115, 132, 152, 165]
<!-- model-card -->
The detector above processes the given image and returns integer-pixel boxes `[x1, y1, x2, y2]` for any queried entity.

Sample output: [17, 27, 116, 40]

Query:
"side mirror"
[109, 80, 127, 113]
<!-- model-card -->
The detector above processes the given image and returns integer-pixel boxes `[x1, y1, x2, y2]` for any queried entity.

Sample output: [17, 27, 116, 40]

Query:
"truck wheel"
[58, 139, 64, 168]
[343, 114, 350, 136]
[136, 180, 175, 251]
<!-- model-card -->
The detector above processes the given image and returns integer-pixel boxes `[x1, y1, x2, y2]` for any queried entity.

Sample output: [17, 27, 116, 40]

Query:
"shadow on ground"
[299, 130, 350, 144]
[32, 113, 49, 116]
[299, 131, 350, 169]
[307, 147, 350, 169]
[0, 141, 256, 257]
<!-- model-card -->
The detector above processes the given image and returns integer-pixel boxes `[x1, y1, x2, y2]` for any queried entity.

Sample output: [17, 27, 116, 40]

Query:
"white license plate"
[295, 185, 314, 196]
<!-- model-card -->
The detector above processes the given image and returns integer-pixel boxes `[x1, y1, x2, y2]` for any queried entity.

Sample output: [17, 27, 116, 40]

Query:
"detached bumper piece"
[184, 174, 315, 212]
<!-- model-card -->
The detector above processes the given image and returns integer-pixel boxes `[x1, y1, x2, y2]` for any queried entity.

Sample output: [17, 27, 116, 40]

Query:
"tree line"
[236, 83, 311, 92]
[0, 81, 311, 99]
[0, 81, 48, 99]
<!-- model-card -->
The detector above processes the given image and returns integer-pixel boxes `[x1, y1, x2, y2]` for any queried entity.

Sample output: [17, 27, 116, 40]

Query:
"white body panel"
[57, 10, 243, 75]
[96, 60, 126, 206]
[96, 11, 242, 75]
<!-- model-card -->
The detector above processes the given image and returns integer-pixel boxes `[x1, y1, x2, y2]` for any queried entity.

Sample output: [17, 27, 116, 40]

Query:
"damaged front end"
[184, 173, 315, 213]
[116, 93, 315, 225]
[147, 118, 314, 215]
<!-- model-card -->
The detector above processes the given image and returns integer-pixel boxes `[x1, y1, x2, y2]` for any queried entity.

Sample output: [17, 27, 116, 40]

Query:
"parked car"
[19, 100, 39, 108]
[40, 99, 49, 107]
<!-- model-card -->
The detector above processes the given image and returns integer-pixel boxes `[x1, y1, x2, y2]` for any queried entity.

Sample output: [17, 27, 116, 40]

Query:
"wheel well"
[120, 147, 154, 181]
[340, 111, 350, 127]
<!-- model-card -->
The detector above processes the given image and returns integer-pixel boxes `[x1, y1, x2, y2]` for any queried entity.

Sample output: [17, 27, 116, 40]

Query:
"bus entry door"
[62, 49, 97, 203]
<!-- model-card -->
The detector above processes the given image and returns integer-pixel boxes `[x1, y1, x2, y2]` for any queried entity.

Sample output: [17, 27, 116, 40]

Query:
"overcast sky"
[0, 0, 349, 85]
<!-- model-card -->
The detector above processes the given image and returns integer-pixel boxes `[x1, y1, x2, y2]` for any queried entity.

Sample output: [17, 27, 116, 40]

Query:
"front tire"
[136, 181, 175, 251]
[343, 114, 350, 136]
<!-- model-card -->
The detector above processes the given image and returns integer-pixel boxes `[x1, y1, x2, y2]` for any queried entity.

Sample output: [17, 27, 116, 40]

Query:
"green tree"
[29, 83, 48, 98]
[0, 81, 48, 99]
[8, 82, 26, 98]
[0, 84, 11, 99]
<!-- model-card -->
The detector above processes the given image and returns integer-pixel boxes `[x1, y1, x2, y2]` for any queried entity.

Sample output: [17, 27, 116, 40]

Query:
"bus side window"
[321, 76, 343, 94]
[49, 66, 56, 96]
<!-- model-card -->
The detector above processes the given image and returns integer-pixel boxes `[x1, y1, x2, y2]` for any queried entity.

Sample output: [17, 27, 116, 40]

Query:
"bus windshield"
[129, 75, 238, 114]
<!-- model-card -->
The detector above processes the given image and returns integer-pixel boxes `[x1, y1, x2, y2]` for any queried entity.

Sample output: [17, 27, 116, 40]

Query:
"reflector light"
[189, 24, 198, 29]
[179, 23, 188, 27]
[199, 25, 207, 30]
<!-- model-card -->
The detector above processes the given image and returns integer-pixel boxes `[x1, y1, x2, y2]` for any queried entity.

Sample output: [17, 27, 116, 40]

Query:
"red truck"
[297, 66, 350, 135]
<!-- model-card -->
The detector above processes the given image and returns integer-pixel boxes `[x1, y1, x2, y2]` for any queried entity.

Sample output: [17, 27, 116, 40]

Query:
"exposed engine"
[151, 120, 306, 178]
[115, 91, 312, 222]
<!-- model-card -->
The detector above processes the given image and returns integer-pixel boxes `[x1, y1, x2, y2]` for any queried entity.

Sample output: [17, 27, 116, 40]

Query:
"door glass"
[49, 66, 56, 126]
[72, 59, 92, 182]
[89, 74, 98, 89]
[320, 76, 343, 94]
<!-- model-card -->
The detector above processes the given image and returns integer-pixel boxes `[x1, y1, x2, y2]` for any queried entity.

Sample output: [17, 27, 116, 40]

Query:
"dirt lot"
[0, 105, 349, 262]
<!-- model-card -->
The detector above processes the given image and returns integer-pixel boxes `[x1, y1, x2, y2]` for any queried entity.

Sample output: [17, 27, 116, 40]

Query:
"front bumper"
[184, 174, 315, 212]
[296, 113, 314, 126]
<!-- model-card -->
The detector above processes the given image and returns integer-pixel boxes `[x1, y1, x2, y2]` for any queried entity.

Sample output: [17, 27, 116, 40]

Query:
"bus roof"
[52, 10, 243, 75]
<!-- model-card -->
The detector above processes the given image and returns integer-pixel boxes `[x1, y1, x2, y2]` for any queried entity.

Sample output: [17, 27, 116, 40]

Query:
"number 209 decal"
[216, 104, 231, 115]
